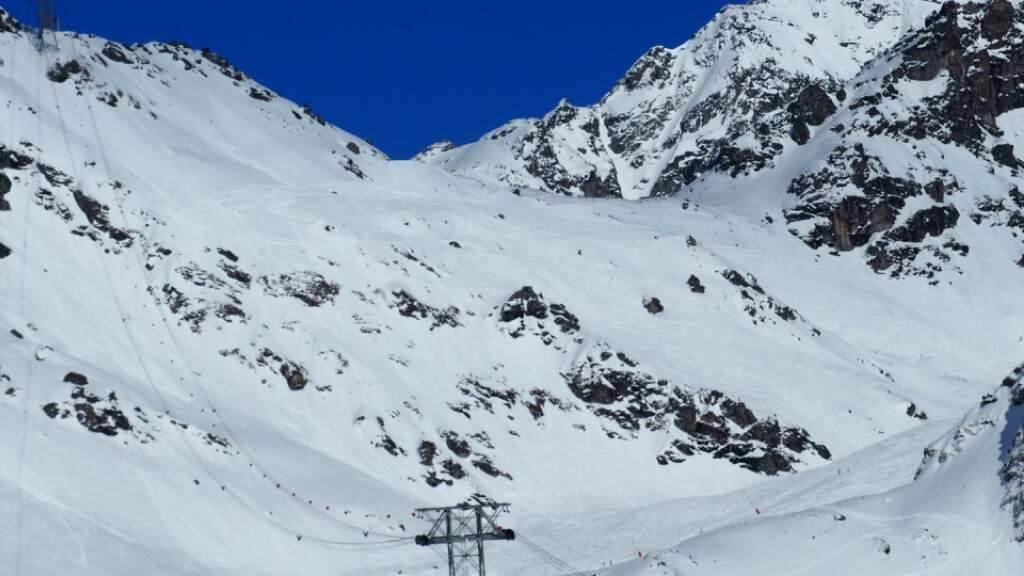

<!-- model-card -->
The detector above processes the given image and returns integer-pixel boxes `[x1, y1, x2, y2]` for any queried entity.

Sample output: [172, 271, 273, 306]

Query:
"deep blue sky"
[9, 1, 736, 158]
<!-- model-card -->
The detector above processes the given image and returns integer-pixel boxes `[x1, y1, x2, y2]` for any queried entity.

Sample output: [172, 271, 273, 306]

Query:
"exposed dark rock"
[791, 85, 837, 127]
[472, 455, 512, 479]
[497, 287, 579, 345]
[444, 432, 472, 458]
[0, 9, 21, 33]
[279, 362, 307, 391]
[62, 372, 89, 387]
[260, 272, 339, 307]
[790, 120, 811, 145]
[47, 60, 86, 83]
[441, 459, 466, 480]
[392, 290, 461, 329]
[346, 142, 361, 155]
[75, 403, 131, 436]
[247, 87, 273, 102]
[38, 163, 73, 187]
[687, 275, 705, 294]
[201, 48, 245, 81]
[925, 179, 947, 203]
[906, 403, 929, 420]
[454, 377, 519, 416]
[721, 270, 765, 294]
[886, 206, 960, 243]
[0, 147, 32, 170]
[301, 103, 326, 126]
[785, 143, 933, 252]
[101, 43, 134, 65]
[500, 287, 547, 323]
[563, 349, 658, 409]
[0, 241, 10, 259]
[214, 303, 246, 323]
[71, 189, 132, 244]
[993, 144, 1020, 168]
[643, 297, 664, 315]
[418, 441, 437, 466]
[160, 284, 188, 314]
[580, 170, 621, 198]
[622, 46, 674, 92]
[982, 0, 1015, 41]
[217, 248, 239, 262]
[220, 263, 251, 287]
[721, 398, 756, 427]
[563, 344, 829, 474]
[44, 377, 133, 436]
[789, 84, 836, 144]
[0, 172, 11, 210]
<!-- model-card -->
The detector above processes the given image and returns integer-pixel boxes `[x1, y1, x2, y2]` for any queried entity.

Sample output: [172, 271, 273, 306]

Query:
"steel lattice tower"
[415, 503, 516, 576]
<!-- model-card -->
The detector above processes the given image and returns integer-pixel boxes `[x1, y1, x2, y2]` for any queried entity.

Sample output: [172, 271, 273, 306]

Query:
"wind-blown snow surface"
[0, 4, 1023, 576]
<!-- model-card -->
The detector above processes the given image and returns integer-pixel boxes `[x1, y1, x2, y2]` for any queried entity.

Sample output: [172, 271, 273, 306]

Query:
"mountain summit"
[421, 0, 947, 199]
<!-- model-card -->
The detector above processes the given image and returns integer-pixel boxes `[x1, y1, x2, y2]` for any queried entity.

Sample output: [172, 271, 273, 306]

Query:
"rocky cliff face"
[785, 0, 1024, 277]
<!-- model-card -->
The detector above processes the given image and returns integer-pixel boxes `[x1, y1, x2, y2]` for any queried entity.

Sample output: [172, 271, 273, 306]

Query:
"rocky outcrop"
[992, 144, 1021, 169]
[1002, 364, 1024, 542]
[562, 343, 829, 474]
[71, 189, 132, 245]
[260, 272, 339, 307]
[880, 1, 1024, 149]
[256, 349, 310, 392]
[789, 84, 837, 144]
[101, 43, 134, 65]
[0, 8, 21, 33]
[785, 144, 928, 251]
[391, 290, 461, 329]
[42, 373, 132, 437]
[0, 172, 11, 211]
[886, 206, 960, 243]
[687, 275, 705, 294]
[63, 372, 89, 387]
[47, 60, 87, 83]
[497, 286, 580, 347]
[643, 297, 664, 315]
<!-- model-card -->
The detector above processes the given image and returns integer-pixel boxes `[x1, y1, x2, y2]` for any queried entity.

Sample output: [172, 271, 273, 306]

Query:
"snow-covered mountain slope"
[0, 2, 1023, 575]
[421, 0, 948, 199]
[615, 365, 1024, 576]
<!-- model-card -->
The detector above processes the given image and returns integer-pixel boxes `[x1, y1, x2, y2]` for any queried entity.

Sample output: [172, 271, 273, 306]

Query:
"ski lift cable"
[13, 19, 40, 576]
[517, 537, 577, 572]
[41, 32, 407, 552]
[60, 32, 410, 546]
[67, 35, 407, 539]
[524, 545, 589, 576]
[42, 29, 291, 544]
[516, 533, 594, 576]
[520, 541, 580, 575]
